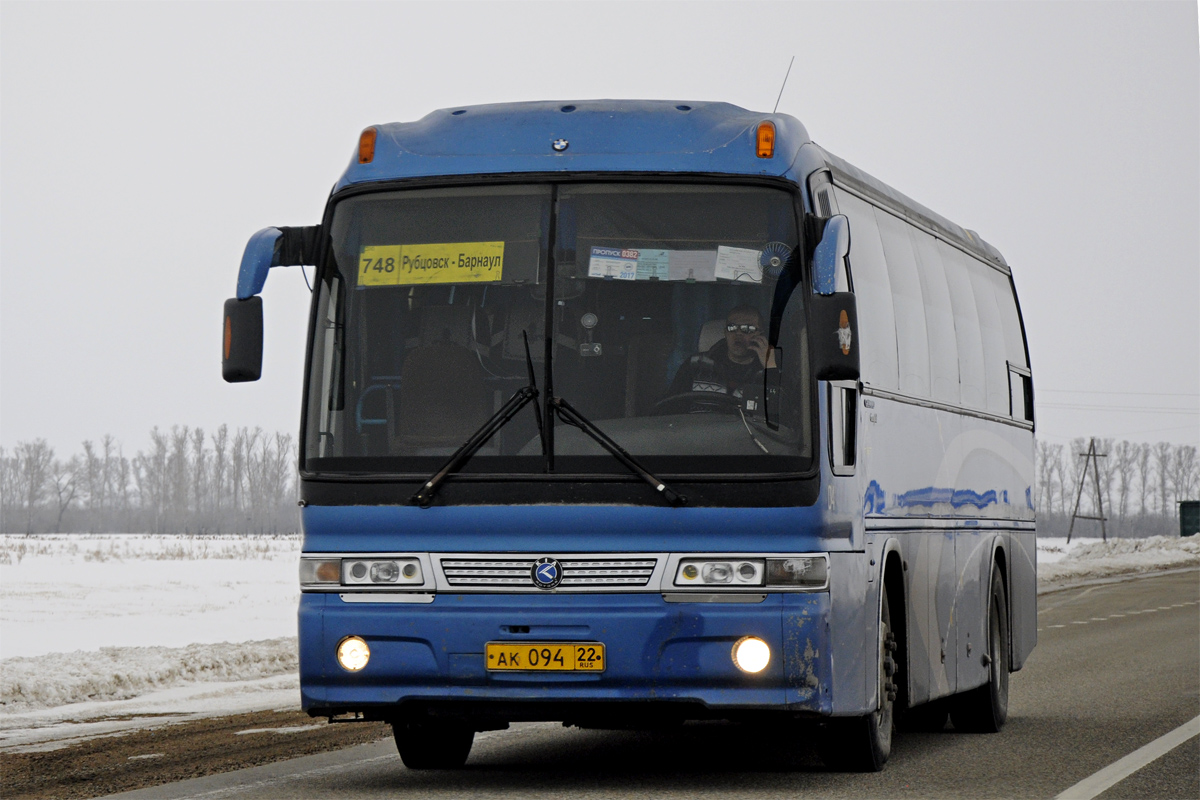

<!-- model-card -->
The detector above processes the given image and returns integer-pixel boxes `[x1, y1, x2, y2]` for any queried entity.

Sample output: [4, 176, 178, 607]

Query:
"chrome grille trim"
[432, 553, 668, 593]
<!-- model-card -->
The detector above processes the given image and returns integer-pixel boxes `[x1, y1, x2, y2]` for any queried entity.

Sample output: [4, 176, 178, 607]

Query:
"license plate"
[485, 642, 605, 672]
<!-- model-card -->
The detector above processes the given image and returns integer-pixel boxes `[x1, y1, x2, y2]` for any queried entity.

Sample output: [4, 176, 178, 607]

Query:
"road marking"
[1048, 624, 1066, 628]
[1071, 621, 1089, 625]
[1109, 613, 1126, 617]
[1090, 617, 1106, 621]
[1054, 715, 1200, 800]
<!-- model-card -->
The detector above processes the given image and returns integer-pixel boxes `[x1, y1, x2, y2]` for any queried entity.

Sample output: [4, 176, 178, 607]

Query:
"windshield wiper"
[412, 332, 544, 508]
[550, 396, 687, 508]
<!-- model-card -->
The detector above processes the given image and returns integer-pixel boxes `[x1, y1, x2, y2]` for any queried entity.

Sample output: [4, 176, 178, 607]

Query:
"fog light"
[337, 636, 370, 672]
[732, 636, 770, 674]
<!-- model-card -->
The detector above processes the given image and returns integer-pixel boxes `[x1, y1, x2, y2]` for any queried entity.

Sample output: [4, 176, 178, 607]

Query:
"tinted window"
[835, 191, 898, 391]
[938, 241, 986, 409]
[968, 261, 1010, 414]
[875, 208, 931, 397]
[910, 230, 961, 405]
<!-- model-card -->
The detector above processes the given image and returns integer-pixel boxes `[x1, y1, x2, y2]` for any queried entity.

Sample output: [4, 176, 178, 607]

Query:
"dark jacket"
[667, 339, 763, 399]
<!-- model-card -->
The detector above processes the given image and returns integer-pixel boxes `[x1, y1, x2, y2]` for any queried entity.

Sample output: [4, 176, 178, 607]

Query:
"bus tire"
[392, 721, 474, 769]
[819, 589, 896, 771]
[950, 567, 1009, 733]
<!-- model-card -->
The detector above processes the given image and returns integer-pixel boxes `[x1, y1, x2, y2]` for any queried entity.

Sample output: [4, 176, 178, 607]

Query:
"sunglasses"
[725, 323, 760, 334]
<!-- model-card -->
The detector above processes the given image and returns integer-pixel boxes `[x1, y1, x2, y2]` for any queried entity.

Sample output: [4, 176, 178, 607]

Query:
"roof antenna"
[773, 56, 795, 114]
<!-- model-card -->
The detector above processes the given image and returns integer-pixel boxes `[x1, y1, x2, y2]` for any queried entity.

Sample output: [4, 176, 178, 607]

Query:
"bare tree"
[1035, 440, 1061, 514]
[50, 456, 80, 533]
[1136, 442, 1153, 516]
[1170, 445, 1198, 510]
[15, 440, 54, 534]
[1110, 440, 1137, 521]
[1152, 442, 1174, 516]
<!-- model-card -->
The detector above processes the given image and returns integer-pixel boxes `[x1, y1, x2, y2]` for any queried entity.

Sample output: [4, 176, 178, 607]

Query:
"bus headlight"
[675, 559, 764, 586]
[766, 556, 828, 589]
[732, 636, 771, 673]
[342, 559, 423, 585]
[337, 636, 370, 672]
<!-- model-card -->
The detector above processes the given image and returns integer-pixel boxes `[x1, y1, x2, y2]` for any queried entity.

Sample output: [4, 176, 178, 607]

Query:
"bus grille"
[440, 558, 658, 588]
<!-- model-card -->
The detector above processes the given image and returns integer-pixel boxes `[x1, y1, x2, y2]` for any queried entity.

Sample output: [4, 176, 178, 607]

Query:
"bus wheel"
[950, 568, 1009, 733]
[819, 589, 895, 771]
[392, 721, 474, 769]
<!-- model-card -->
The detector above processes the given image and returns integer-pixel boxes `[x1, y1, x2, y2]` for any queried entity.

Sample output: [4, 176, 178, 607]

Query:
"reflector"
[756, 122, 776, 158]
[358, 127, 377, 164]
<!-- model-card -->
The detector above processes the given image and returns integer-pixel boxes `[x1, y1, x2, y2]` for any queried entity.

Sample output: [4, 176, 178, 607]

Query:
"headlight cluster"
[673, 555, 827, 590]
[300, 557, 424, 588]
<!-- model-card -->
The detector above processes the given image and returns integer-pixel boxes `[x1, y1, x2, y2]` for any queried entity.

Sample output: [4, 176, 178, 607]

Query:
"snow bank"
[0, 638, 296, 713]
[1038, 535, 1200, 586]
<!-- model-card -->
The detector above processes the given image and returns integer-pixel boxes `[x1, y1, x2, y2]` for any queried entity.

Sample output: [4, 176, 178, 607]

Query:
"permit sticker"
[714, 246, 763, 283]
[636, 249, 669, 280]
[358, 242, 504, 287]
[589, 247, 638, 280]
[666, 250, 717, 282]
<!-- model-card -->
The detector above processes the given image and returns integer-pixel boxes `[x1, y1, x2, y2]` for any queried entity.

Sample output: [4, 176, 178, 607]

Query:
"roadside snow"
[1, 532, 1197, 751]
[1037, 535, 1200, 586]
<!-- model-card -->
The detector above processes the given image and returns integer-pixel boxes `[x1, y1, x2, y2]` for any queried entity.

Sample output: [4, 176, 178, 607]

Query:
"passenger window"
[874, 209, 930, 398]
[910, 230, 960, 405]
[829, 381, 857, 474]
[938, 241, 986, 409]
[832, 190, 898, 391]
[968, 263, 1010, 415]
[1009, 364, 1033, 422]
[989, 269, 1029, 370]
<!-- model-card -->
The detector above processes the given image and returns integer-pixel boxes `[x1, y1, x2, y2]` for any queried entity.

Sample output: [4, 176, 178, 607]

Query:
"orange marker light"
[358, 127, 377, 164]
[224, 315, 233, 360]
[756, 121, 776, 159]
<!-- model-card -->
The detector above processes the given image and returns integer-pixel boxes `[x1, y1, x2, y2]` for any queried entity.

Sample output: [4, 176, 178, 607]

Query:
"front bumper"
[300, 591, 832, 719]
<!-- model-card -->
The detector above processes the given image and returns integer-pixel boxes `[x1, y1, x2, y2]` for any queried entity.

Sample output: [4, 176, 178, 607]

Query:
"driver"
[666, 306, 776, 401]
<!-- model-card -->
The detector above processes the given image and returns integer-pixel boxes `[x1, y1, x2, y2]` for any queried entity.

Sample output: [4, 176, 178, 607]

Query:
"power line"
[1037, 403, 1198, 415]
[1038, 389, 1198, 398]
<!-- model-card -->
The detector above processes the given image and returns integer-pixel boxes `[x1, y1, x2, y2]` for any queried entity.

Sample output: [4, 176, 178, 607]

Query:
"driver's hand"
[748, 334, 775, 368]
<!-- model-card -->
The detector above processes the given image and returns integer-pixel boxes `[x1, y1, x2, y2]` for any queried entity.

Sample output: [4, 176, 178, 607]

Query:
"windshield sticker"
[635, 249, 669, 280]
[666, 250, 717, 282]
[714, 246, 763, 283]
[358, 242, 504, 286]
[588, 247, 637, 280]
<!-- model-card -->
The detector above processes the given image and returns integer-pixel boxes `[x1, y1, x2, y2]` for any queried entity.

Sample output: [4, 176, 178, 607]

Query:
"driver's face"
[724, 312, 761, 361]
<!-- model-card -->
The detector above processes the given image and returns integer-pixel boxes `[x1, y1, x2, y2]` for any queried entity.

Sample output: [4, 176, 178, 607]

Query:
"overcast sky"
[2, 1, 1197, 458]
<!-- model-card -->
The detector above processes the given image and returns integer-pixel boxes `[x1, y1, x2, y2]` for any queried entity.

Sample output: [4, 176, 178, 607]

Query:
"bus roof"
[334, 100, 810, 190]
[334, 99, 1006, 268]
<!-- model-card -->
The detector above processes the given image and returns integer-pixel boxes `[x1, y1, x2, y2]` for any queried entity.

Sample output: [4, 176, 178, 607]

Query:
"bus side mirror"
[223, 296, 263, 382]
[812, 214, 849, 296]
[810, 293, 860, 381]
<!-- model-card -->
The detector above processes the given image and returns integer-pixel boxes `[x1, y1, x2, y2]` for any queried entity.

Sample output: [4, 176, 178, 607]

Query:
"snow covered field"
[1, 532, 1197, 751]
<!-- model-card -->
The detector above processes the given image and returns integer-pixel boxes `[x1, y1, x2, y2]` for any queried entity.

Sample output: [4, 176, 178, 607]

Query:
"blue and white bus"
[223, 100, 1036, 771]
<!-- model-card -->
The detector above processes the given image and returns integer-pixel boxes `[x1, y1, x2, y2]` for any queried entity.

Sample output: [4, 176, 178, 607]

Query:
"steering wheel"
[653, 391, 745, 415]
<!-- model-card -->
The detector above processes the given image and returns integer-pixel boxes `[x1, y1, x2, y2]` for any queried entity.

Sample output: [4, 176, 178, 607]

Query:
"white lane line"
[1109, 613, 1126, 617]
[1090, 617, 1106, 622]
[1048, 624, 1066, 628]
[1054, 715, 1200, 800]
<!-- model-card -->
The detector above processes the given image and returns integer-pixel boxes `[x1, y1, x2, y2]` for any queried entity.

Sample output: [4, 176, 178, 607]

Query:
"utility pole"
[1067, 438, 1108, 543]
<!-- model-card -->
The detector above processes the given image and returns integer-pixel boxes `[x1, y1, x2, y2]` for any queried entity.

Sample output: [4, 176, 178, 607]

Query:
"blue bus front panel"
[299, 591, 833, 716]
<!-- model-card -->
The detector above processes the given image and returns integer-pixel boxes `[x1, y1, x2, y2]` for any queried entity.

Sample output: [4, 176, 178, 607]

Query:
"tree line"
[0, 426, 298, 534]
[1035, 439, 1198, 537]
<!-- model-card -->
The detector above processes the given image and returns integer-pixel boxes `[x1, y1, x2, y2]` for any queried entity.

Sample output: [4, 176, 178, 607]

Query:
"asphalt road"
[105, 570, 1199, 800]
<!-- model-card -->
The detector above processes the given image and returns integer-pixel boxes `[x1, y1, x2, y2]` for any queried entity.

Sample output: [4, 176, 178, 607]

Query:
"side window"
[989, 269, 1029, 370]
[829, 381, 857, 474]
[910, 230, 960, 405]
[938, 241, 986, 409]
[967, 261, 1010, 415]
[874, 209, 931, 398]
[832, 190, 898, 391]
[1009, 363, 1034, 423]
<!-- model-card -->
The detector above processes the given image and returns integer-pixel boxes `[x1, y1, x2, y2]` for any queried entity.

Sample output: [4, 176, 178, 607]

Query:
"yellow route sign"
[358, 242, 504, 286]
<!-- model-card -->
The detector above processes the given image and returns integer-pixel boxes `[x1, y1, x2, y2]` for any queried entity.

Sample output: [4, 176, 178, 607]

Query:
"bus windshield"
[305, 182, 812, 476]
